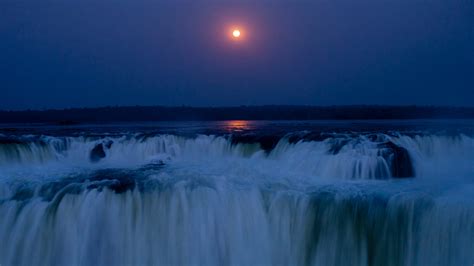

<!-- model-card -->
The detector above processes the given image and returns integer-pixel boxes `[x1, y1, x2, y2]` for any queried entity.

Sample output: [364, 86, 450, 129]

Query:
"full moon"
[232, 29, 241, 38]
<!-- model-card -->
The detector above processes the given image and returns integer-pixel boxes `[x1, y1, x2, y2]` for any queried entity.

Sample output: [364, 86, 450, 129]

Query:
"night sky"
[1, 0, 473, 110]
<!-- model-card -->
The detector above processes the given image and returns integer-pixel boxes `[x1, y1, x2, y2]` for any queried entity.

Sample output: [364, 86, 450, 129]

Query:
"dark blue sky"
[1, 0, 473, 110]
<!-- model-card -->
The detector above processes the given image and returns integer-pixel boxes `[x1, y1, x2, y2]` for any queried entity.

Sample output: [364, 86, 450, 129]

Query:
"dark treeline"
[1, 105, 474, 124]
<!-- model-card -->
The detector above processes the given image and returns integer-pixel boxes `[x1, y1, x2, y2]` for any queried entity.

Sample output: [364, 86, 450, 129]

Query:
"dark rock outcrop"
[90, 143, 106, 162]
[104, 140, 113, 149]
[89, 141, 113, 163]
[378, 141, 415, 178]
[231, 134, 281, 152]
[86, 170, 136, 194]
[327, 139, 351, 154]
[0, 138, 23, 145]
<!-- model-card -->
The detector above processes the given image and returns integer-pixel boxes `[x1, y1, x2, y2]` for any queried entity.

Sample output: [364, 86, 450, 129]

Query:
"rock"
[327, 139, 350, 154]
[86, 169, 136, 193]
[0, 138, 23, 145]
[231, 134, 281, 152]
[90, 143, 106, 162]
[89, 141, 113, 162]
[104, 140, 113, 149]
[378, 141, 415, 178]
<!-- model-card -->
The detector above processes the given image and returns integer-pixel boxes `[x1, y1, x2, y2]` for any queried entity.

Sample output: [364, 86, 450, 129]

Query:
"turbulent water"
[1, 120, 473, 266]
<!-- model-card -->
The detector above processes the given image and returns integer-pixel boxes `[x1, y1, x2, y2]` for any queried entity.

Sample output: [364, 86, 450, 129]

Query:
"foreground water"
[1, 120, 473, 266]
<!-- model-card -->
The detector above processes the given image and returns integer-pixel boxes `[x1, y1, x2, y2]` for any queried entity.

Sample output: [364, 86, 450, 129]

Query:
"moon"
[232, 29, 241, 38]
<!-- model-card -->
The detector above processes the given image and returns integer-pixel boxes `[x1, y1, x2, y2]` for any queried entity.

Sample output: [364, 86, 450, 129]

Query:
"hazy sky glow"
[1, 0, 473, 110]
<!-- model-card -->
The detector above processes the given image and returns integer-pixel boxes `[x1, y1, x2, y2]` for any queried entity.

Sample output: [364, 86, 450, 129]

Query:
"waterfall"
[1, 132, 474, 265]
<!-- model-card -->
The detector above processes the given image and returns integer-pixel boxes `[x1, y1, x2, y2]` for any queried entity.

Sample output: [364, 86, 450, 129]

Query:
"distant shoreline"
[1, 105, 474, 124]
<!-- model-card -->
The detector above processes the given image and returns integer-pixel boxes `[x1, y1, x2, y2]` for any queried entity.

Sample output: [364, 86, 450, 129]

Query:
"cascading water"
[1, 124, 474, 266]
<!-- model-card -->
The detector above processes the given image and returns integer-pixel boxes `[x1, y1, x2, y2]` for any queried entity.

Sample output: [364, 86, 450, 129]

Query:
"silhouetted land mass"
[1, 106, 474, 124]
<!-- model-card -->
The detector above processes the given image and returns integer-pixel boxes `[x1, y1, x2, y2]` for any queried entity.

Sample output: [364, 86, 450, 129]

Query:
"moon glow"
[232, 29, 241, 38]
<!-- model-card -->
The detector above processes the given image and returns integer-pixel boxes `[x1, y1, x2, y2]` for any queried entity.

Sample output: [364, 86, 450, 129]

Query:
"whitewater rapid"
[2, 133, 473, 178]
[1, 131, 474, 266]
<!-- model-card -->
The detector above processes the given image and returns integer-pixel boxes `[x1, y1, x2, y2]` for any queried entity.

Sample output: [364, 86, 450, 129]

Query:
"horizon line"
[3, 104, 474, 112]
